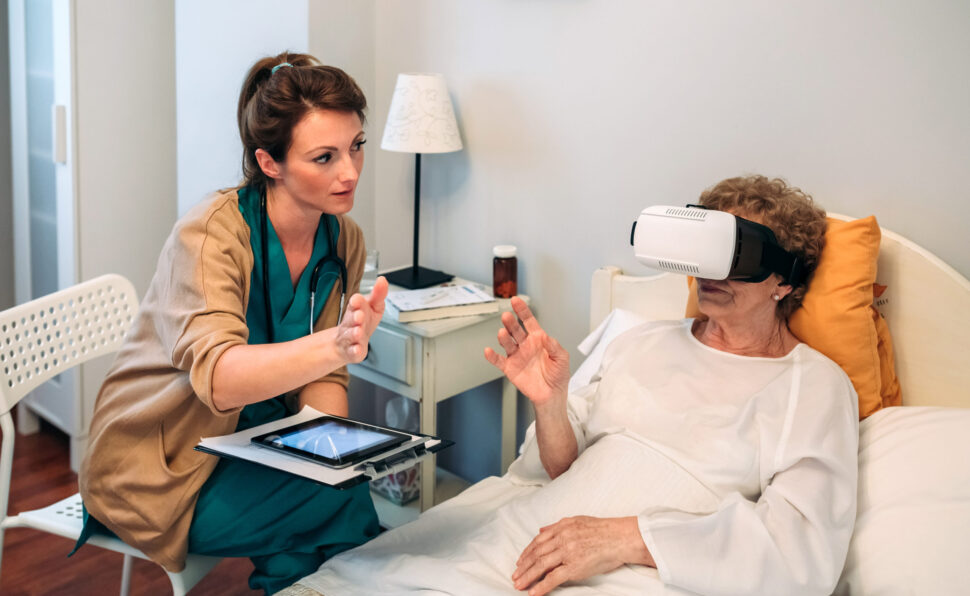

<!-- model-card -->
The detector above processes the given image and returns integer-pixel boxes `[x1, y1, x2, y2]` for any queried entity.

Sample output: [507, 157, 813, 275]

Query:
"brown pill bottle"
[493, 245, 518, 298]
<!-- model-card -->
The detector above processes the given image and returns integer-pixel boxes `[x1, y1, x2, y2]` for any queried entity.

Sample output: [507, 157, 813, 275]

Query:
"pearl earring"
[772, 294, 781, 301]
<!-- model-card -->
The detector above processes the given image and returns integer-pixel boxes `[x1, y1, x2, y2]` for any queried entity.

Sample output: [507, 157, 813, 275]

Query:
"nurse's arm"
[210, 278, 387, 411]
[210, 328, 360, 412]
[298, 381, 348, 417]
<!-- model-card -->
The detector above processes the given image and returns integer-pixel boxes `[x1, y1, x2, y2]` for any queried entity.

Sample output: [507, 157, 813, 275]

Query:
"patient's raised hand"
[484, 296, 569, 410]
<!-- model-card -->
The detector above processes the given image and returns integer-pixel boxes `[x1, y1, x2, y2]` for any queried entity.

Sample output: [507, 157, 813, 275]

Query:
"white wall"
[371, 0, 970, 363]
[175, 0, 308, 215]
[308, 0, 377, 243]
[0, 0, 13, 311]
[73, 1, 177, 294]
[307, 1, 383, 424]
[72, 0, 179, 421]
[355, 0, 970, 480]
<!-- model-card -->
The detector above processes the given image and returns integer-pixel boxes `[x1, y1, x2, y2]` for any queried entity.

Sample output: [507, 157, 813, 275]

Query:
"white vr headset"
[630, 205, 805, 286]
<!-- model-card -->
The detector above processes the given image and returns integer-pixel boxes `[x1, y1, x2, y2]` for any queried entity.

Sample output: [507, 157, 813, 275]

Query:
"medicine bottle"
[493, 245, 518, 298]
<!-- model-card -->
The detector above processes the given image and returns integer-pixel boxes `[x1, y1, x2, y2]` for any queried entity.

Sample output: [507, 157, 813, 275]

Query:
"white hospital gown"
[301, 319, 859, 596]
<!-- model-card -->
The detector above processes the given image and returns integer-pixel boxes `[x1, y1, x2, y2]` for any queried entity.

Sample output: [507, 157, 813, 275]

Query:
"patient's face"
[696, 276, 779, 323]
[696, 208, 787, 323]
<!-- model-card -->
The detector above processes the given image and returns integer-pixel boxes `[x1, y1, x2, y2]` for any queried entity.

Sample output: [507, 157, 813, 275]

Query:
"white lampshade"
[381, 73, 463, 154]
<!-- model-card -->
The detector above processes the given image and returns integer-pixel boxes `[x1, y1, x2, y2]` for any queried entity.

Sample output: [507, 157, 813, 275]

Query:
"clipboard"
[194, 406, 454, 489]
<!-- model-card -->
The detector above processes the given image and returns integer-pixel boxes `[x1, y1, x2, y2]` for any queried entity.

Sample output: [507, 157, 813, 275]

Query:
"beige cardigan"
[79, 189, 365, 571]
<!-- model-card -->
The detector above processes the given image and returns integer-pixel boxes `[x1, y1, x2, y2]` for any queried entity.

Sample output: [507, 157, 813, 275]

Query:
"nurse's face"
[271, 109, 365, 216]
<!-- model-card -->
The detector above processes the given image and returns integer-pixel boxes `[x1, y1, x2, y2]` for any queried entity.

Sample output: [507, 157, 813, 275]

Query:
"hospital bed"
[282, 215, 970, 595]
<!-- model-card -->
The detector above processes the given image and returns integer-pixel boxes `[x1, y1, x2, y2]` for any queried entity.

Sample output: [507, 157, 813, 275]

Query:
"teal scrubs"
[185, 186, 378, 594]
[74, 186, 378, 595]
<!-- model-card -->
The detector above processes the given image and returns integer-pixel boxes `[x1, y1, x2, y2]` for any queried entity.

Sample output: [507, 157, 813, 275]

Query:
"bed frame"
[590, 215, 970, 408]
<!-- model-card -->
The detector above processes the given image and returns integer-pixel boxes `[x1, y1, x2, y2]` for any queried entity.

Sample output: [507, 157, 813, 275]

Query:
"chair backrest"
[0, 274, 138, 530]
[0, 274, 139, 415]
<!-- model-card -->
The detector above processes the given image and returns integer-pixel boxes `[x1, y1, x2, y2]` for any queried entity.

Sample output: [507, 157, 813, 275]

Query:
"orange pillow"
[686, 216, 902, 419]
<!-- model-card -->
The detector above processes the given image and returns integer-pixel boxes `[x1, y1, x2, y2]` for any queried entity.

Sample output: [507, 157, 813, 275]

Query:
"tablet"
[251, 416, 412, 468]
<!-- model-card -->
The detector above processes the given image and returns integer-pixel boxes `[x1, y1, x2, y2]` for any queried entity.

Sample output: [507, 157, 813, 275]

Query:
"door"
[9, 0, 80, 439]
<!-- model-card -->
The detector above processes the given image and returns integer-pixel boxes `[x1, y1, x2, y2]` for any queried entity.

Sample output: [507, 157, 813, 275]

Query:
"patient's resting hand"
[513, 515, 655, 595]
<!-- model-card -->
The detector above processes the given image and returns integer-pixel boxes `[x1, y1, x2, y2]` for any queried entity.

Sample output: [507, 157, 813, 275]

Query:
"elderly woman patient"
[295, 176, 859, 596]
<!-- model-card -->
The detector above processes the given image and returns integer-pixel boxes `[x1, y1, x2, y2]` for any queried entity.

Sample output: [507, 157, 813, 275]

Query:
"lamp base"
[384, 266, 454, 290]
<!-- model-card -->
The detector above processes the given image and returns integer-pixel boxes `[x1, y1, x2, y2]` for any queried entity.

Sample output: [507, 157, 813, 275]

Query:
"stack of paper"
[385, 284, 498, 323]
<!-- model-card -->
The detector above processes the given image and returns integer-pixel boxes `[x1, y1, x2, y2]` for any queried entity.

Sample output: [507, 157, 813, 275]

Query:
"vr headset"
[630, 205, 805, 286]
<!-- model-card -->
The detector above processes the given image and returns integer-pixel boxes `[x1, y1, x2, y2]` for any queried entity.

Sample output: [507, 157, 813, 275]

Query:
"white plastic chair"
[0, 274, 221, 595]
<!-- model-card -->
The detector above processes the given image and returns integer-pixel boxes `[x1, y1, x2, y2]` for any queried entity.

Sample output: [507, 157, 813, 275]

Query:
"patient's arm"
[485, 297, 577, 478]
[532, 402, 577, 479]
[512, 515, 655, 595]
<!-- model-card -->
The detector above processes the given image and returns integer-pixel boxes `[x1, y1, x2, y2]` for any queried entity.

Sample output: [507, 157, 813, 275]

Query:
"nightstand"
[347, 283, 528, 528]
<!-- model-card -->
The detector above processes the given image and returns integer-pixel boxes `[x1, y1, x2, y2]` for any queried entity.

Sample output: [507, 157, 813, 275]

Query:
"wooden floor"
[0, 416, 262, 595]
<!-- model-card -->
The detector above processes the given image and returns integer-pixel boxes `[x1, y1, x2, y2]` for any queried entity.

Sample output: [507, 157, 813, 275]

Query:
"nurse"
[75, 52, 386, 594]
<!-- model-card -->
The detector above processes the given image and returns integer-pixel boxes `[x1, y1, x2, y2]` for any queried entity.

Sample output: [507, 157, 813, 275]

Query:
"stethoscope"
[260, 194, 348, 342]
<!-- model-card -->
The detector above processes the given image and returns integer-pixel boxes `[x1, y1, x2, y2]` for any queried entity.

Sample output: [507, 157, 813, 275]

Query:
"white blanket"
[300, 320, 857, 595]
[300, 433, 717, 595]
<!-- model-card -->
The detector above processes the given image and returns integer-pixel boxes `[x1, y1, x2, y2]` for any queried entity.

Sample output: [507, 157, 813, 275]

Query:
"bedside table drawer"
[359, 325, 414, 385]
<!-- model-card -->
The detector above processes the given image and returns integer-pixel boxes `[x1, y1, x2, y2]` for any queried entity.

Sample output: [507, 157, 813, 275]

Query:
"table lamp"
[381, 73, 464, 289]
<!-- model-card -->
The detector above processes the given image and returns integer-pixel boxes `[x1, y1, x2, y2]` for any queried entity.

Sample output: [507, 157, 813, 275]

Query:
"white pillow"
[568, 308, 650, 391]
[834, 406, 970, 595]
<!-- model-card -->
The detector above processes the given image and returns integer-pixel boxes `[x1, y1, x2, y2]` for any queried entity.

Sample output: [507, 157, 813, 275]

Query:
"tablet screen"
[251, 416, 411, 468]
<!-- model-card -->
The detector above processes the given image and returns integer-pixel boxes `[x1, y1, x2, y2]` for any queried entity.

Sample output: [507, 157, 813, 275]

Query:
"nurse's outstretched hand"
[335, 276, 388, 364]
[484, 296, 569, 408]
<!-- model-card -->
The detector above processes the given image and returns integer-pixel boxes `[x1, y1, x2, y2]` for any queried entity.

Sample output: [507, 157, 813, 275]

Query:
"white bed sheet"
[299, 433, 716, 595]
[294, 404, 970, 596]
[290, 310, 970, 596]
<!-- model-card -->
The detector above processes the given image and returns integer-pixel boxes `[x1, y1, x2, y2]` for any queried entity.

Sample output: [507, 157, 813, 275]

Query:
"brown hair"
[237, 51, 367, 192]
[698, 175, 827, 320]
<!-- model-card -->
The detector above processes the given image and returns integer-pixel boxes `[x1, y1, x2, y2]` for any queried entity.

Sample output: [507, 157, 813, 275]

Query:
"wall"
[0, 0, 13, 311]
[307, 1, 383, 423]
[308, 0, 376, 243]
[175, 0, 308, 215]
[72, 0, 180, 423]
[359, 0, 970, 481]
[74, 1, 177, 294]
[3, 1, 176, 308]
